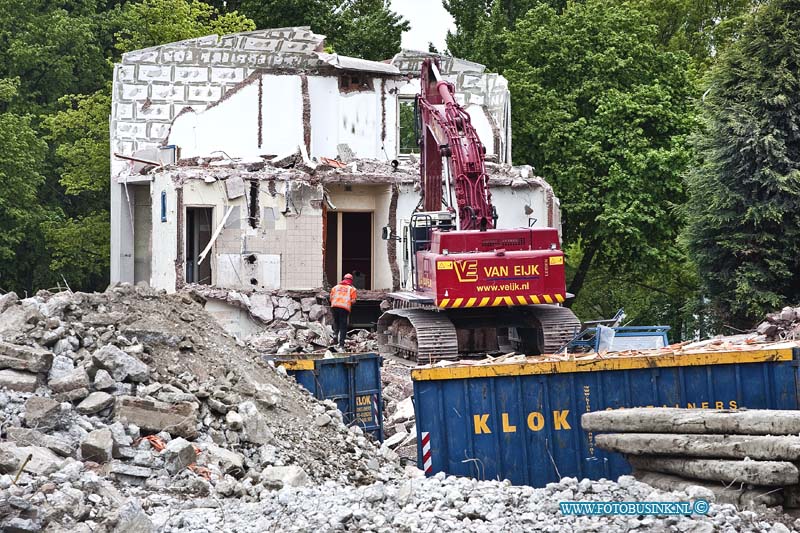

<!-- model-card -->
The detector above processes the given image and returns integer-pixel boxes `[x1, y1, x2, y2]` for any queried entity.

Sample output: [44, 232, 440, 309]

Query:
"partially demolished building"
[109, 27, 560, 332]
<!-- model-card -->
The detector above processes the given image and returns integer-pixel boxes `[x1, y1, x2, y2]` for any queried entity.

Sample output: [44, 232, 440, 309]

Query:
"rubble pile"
[248, 324, 377, 355]
[0, 285, 398, 532]
[379, 358, 417, 464]
[148, 474, 798, 532]
[756, 305, 800, 341]
[186, 285, 379, 355]
[4, 287, 800, 531]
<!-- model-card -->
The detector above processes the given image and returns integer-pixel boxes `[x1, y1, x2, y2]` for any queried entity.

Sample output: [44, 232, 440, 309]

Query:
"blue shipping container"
[412, 347, 800, 486]
[277, 353, 384, 442]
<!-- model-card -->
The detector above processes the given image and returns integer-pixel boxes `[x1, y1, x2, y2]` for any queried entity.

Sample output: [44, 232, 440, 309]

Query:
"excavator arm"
[418, 58, 497, 231]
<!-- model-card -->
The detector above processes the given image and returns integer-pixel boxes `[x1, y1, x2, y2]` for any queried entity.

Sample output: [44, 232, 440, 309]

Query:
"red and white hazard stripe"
[372, 394, 379, 423]
[421, 431, 432, 474]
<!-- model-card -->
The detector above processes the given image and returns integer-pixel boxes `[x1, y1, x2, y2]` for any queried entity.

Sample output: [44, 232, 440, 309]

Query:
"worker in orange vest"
[330, 273, 357, 349]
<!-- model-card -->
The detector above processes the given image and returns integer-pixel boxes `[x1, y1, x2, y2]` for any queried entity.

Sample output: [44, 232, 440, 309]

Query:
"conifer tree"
[685, 0, 800, 327]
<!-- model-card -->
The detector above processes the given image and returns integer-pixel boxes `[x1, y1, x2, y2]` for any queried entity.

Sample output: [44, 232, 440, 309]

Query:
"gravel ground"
[149, 474, 799, 533]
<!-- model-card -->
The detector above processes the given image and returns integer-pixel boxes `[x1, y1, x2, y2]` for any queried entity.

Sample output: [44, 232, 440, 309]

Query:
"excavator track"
[378, 301, 581, 363]
[524, 305, 582, 354]
[377, 308, 459, 363]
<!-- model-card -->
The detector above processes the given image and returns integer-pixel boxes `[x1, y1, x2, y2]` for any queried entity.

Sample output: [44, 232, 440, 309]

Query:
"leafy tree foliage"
[112, 0, 255, 53]
[445, 0, 756, 70]
[45, 90, 112, 198]
[503, 1, 696, 315]
[237, 0, 408, 60]
[631, 0, 760, 69]
[684, 0, 800, 328]
[0, 79, 48, 292]
[444, 0, 561, 60]
[41, 212, 111, 290]
[0, 0, 110, 114]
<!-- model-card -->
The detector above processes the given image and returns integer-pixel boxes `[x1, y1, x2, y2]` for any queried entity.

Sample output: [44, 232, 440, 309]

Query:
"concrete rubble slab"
[81, 428, 114, 463]
[5, 427, 76, 457]
[23, 396, 61, 430]
[162, 437, 196, 475]
[115, 396, 198, 439]
[92, 344, 149, 382]
[77, 391, 115, 414]
[0, 341, 53, 373]
[49, 367, 90, 393]
[0, 442, 64, 475]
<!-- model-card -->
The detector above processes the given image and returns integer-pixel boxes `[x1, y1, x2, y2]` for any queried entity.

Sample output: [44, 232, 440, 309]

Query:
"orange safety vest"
[330, 283, 357, 312]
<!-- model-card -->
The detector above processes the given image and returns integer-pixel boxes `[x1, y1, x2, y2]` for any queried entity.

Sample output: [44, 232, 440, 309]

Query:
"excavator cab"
[407, 211, 455, 290]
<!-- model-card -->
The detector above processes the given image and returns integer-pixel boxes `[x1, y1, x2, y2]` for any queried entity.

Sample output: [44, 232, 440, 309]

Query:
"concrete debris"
[0, 368, 38, 392]
[49, 367, 90, 393]
[6, 427, 76, 457]
[1, 284, 797, 531]
[23, 395, 61, 429]
[77, 391, 115, 414]
[0, 442, 63, 475]
[162, 437, 196, 475]
[139, 474, 798, 532]
[115, 396, 198, 439]
[755, 304, 800, 341]
[238, 400, 272, 444]
[261, 465, 309, 488]
[0, 340, 53, 373]
[586, 408, 800, 508]
[114, 499, 155, 533]
[0, 285, 397, 531]
[94, 368, 116, 390]
[186, 285, 380, 355]
[92, 344, 149, 382]
[81, 428, 115, 463]
[380, 357, 417, 464]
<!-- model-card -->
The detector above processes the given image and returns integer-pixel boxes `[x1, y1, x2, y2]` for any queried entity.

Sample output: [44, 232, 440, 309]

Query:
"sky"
[389, 0, 455, 53]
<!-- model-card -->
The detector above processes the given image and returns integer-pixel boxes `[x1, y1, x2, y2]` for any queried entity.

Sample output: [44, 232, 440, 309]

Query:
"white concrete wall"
[167, 73, 398, 162]
[491, 186, 552, 232]
[150, 173, 178, 292]
[168, 75, 305, 160]
[149, 174, 324, 293]
[308, 76, 339, 157]
[397, 79, 501, 160]
[204, 299, 262, 339]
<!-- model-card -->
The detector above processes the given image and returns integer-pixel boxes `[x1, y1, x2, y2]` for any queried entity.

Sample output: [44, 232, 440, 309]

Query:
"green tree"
[631, 0, 760, 70]
[684, 0, 800, 328]
[445, 0, 756, 70]
[503, 1, 696, 315]
[0, 0, 110, 114]
[444, 0, 562, 61]
[237, 0, 408, 60]
[112, 0, 255, 53]
[0, 78, 49, 293]
[42, 89, 112, 289]
[328, 0, 409, 60]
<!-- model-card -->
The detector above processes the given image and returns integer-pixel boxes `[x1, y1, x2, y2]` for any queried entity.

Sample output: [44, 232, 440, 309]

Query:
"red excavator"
[377, 58, 580, 362]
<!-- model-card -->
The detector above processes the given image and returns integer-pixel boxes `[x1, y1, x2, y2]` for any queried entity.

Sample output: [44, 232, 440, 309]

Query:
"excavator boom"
[378, 58, 580, 362]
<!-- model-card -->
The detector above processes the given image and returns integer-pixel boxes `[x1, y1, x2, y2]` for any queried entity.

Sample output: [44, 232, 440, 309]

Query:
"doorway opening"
[186, 207, 213, 284]
[324, 211, 372, 289]
[132, 184, 152, 284]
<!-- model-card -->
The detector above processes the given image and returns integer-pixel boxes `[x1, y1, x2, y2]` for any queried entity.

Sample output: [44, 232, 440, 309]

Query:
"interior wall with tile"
[148, 174, 324, 293]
